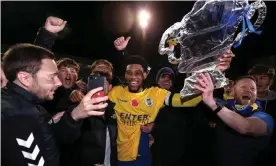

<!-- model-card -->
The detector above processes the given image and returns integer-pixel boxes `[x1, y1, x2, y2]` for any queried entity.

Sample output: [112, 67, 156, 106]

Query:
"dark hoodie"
[152, 67, 195, 166]
[258, 90, 276, 113]
[257, 90, 276, 166]
[152, 67, 184, 165]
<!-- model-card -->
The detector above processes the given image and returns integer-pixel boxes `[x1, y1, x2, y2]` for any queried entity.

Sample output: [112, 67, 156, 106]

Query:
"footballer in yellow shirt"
[112, 37, 234, 166]
[109, 55, 202, 165]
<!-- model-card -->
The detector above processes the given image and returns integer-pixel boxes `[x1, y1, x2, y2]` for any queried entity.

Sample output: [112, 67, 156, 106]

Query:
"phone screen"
[86, 75, 108, 112]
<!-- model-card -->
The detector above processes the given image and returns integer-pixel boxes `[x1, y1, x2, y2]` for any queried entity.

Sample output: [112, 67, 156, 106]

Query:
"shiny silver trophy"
[158, 0, 266, 100]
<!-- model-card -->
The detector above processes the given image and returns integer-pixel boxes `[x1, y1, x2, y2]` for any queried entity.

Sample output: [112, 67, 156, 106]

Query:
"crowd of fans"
[1, 16, 276, 166]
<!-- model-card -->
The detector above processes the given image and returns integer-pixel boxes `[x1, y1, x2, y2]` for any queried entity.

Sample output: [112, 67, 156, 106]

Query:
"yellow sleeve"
[156, 87, 170, 106]
[153, 87, 202, 108]
[171, 93, 202, 107]
[148, 87, 169, 110]
[223, 92, 234, 100]
[108, 85, 122, 103]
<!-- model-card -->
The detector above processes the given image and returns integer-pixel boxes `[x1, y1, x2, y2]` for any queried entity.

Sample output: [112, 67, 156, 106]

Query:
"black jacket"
[33, 27, 77, 115]
[33, 27, 119, 166]
[151, 88, 219, 166]
[1, 82, 81, 166]
[256, 97, 276, 166]
[59, 101, 118, 166]
[214, 115, 271, 166]
[34, 27, 56, 51]
[151, 105, 189, 166]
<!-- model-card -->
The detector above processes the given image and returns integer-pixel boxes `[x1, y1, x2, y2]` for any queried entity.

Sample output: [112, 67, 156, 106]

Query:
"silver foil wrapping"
[180, 70, 227, 100]
[158, 0, 266, 99]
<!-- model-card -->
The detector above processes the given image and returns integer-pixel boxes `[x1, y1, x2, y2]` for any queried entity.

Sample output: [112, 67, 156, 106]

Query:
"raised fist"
[114, 36, 131, 51]
[44, 16, 67, 33]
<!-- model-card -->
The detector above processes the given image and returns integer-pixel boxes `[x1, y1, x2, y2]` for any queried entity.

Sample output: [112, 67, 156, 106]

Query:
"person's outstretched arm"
[34, 16, 67, 50]
[195, 73, 274, 136]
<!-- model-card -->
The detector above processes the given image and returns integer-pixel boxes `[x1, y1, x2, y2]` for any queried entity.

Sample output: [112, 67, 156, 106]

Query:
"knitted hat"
[156, 67, 175, 83]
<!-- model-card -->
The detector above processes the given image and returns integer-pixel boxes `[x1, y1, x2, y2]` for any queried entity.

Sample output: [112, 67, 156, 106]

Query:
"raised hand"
[69, 90, 85, 103]
[114, 36, 131, 51]
[75, 80, 87, 92]
[44, 16, 67, 33]
[216, 49, 235, 72]
[71, 87, 108, 121]
[194, 73, 215, 106]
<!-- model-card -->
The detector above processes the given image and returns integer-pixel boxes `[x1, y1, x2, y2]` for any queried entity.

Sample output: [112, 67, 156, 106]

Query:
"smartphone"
[87, 75, 108, 99]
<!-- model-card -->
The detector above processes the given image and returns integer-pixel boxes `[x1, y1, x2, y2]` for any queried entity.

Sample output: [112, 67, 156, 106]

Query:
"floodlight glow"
[138, 10, 150, 28]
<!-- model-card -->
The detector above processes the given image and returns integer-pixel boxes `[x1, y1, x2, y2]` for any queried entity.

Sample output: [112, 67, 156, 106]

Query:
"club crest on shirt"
[145, 97, 153, 107]
[131, 99, 139, 107]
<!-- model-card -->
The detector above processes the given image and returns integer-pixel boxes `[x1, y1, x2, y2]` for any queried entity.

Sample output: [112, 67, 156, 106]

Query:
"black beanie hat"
[156, 67, 175, 83]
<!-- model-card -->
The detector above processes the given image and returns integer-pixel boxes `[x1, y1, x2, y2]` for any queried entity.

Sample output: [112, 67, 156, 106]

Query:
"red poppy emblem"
[131, 99, 139, 107]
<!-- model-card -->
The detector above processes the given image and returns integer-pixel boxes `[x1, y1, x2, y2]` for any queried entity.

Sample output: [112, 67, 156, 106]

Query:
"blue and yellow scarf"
[215, 93, 261, 117]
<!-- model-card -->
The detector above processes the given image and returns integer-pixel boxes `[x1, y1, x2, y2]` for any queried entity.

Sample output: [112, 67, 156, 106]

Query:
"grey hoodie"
[257, 90, 276, 114]
[258, 90, 276, 101]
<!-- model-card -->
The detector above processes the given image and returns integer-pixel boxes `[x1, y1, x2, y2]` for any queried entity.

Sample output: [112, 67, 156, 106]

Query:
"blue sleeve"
[215, 98, 225, 105]
[251, 111, 274, 134]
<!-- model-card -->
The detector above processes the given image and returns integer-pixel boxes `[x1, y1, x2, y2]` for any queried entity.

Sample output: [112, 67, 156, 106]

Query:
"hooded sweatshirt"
[256, 90, 276, 166]
[257, 90, 276, 114]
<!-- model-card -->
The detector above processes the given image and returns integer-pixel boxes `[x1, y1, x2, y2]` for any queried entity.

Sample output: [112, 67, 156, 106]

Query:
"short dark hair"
[125, 55, 148, 72]
[90, 59, 113, 82]
[248, 64, 275, 79]
[234, 75, 256, 84]
[57, 58, 80, 73]
[2, 43, 55, 81]
[91, 59, 113, 72]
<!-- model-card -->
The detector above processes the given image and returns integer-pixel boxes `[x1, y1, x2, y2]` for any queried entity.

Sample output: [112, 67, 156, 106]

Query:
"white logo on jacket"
[16, 133, 45, 166]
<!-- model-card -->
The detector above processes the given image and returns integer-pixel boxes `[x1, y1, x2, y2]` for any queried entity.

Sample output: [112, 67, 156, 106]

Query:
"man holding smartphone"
[64, 59, 118, 166]
[1, 44, 109, 166]
[31, 16, 115, 166]
[69, 59, 156, 166]
[31, 16, 155, 166]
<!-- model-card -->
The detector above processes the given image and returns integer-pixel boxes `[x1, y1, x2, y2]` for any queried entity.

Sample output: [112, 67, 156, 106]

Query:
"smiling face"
[233, 78, 257, 106]
[29, 59, 62, 100]
[158, 72, 173, 90]
[125, 64, 147, 92]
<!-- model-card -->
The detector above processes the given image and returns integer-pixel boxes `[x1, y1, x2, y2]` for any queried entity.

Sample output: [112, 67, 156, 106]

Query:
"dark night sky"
[1, 1, 276, 88]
